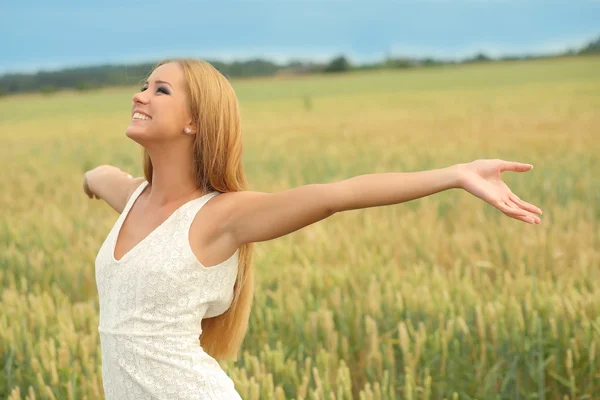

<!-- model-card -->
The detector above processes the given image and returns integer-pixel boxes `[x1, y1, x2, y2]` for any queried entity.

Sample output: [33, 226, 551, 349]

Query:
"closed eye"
[139, 86, 170, 95]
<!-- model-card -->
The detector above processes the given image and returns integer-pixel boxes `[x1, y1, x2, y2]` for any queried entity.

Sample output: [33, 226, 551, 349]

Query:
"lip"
[132, 109, 152, 120]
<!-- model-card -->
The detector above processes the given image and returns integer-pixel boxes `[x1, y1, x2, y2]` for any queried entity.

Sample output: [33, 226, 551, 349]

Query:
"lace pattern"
[95, 181, 242, 399]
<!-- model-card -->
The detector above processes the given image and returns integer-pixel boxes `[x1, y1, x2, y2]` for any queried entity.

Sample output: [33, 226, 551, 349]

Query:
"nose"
[132, 90, 149, 105]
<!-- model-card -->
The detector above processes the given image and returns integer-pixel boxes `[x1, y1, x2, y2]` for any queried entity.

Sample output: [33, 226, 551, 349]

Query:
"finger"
[502, 200, 526, 216]
[509, 211, 535, 224]
[505, 199, 541, 224]
[501, 201, 537, 224]
[501, 161, 533, 172]
[516, 214, 536, 224]
[509, 193, 543, 215]
[501, 200, 532, 220]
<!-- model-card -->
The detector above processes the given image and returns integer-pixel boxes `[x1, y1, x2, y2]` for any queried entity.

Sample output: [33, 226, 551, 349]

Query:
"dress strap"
[179, 190, 240, 272]
[181, 191, 221, 221]
[122, 180, 148, 215]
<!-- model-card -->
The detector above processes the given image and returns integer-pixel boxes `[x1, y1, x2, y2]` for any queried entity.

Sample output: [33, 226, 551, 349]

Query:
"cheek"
[162, 102, 186, 124]
[154, 108, 185, 135]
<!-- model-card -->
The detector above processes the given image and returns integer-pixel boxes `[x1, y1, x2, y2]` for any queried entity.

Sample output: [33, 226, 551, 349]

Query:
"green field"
[1, 56, 599, 399]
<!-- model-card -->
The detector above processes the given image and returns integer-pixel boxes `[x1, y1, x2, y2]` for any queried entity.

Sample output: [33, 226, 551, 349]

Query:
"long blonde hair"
[141, 58, 254, 361]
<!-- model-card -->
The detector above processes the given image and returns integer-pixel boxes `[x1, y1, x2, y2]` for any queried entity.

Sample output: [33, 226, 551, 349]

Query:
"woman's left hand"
[456, 159, 543, 224]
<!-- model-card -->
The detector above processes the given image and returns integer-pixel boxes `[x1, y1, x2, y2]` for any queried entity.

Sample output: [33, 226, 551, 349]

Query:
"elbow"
[323, 182, 344, 215]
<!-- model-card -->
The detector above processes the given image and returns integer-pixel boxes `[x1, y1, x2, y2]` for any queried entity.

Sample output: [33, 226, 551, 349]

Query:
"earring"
[184, 127, 191, 134]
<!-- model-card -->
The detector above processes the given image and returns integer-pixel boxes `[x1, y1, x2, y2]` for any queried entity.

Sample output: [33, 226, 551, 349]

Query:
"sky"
[1, 0, 599, 75]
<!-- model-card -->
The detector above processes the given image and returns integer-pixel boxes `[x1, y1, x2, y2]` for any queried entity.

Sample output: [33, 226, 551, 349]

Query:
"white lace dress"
[94, 181, 242, 399]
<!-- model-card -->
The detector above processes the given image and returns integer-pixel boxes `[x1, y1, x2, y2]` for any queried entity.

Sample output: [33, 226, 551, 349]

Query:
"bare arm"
[328, 165, 464, 212]
[221, 164, 464, 247]
[84, 165, 145, 214]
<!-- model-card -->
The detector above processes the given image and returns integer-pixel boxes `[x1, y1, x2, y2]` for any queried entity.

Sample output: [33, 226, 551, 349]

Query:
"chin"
[125, 127, 148, 143]
[126, 127, 166, 147]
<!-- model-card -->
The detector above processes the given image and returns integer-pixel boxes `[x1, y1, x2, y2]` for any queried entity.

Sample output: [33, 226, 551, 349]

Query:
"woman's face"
[125, 62, 193, 143]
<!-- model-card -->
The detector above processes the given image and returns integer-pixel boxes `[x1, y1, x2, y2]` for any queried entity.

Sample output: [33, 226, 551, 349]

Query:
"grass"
[1, 55, 599, 399]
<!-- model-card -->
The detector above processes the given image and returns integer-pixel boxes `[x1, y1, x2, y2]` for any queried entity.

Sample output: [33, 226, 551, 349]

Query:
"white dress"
[94, 180, 242, 399]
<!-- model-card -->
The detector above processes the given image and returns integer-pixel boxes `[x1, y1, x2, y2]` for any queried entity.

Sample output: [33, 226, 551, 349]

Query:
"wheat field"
[1, 56, 599, 399]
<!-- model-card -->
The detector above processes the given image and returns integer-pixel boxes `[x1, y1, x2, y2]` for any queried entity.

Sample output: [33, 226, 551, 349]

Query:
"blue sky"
[2, 0, 599, 75]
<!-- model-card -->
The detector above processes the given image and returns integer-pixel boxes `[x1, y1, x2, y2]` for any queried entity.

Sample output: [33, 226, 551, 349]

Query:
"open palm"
[458, 159, 543, 224]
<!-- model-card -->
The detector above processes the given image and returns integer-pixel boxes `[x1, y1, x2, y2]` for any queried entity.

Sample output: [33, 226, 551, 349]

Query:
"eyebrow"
[144, 79, 173, 88]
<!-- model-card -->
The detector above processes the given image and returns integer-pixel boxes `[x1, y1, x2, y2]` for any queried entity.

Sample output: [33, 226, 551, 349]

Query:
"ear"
[184, 117, 196, 134]
[184, 122, 196, 135]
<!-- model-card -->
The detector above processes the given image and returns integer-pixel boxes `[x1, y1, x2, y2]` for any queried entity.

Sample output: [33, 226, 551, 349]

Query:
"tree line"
[1, 35, 598, 97]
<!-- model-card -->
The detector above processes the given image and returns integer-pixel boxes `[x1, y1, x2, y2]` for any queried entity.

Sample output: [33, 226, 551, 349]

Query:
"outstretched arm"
[223, 159, 543, 247]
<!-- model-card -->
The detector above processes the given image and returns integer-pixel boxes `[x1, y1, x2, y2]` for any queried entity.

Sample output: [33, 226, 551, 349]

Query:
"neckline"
[111, 181, 217, 264]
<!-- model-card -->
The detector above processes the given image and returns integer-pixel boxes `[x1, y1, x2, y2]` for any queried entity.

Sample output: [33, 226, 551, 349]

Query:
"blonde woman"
[83, 59, 542, 399]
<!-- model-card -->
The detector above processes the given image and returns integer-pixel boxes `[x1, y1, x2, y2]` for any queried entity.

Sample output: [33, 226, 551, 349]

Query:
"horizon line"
[1, 35, 597, 76]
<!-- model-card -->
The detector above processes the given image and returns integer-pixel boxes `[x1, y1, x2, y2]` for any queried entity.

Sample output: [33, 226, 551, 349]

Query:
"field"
[1, 56, 599, 399]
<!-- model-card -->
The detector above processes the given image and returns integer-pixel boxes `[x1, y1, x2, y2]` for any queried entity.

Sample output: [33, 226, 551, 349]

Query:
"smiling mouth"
[132, 112, 152, 121]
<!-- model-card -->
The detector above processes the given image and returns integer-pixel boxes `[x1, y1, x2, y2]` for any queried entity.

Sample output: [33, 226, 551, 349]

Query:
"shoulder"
[206, 190, 266, 222]
[201, 190, 260, 220]
[124, 177, 147, 204]
[188, 191, 256, 268]
[194, 190, 265, 244]
[213, 190, 265, 203]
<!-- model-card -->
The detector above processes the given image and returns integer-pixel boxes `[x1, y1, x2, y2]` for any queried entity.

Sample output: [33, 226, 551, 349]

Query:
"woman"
[83, 58, 542, 399]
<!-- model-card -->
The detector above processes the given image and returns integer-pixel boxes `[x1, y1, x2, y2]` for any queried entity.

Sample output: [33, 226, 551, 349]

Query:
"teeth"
[133, 112, 151, 120]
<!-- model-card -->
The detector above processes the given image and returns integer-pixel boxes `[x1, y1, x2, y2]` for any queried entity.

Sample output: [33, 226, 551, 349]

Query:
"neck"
[145, 144, 204, 207]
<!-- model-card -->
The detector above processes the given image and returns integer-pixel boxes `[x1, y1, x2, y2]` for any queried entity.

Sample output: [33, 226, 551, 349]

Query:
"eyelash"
[140, 86, 169, 94]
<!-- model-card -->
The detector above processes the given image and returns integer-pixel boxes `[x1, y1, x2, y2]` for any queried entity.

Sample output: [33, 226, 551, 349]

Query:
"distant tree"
[385, 57, 414, 69]
[354, 63, 382, 71]
[421, 58, 439, 67]
[324, 55, 351, 73]
[75, 82, 92, 91]
[39, 85, 58, 94]
[464, 52, 492, 63]
[0, 33, 598, 97]
[500, 55, 523, 61]
[579, 35, 600, 54]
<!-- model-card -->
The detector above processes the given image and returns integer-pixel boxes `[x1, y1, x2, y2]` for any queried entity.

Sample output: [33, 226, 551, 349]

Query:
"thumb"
[502, 161, 533, 172]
